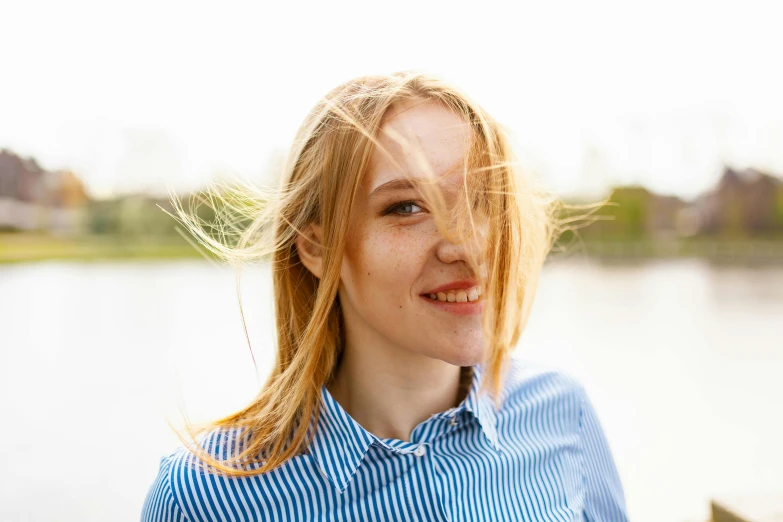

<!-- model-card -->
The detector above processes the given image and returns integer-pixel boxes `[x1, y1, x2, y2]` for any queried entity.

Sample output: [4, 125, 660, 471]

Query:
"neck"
[326, 344, 471, 442]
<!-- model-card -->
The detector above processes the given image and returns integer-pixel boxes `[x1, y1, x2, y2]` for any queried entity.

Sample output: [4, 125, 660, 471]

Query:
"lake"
[1, 259, 781, 522]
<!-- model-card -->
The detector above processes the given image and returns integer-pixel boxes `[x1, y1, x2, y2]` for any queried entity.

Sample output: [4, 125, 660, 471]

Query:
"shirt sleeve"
[577, 386, 629, 522]
[141, 454, 189, 522]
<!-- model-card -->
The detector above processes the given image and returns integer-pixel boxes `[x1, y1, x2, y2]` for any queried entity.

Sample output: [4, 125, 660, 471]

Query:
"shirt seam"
[577, 386, 588, 520]
[164, 455, 193, 522]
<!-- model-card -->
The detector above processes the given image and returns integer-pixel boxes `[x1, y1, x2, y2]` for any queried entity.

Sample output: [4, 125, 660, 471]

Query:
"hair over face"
[168, 70, 574, 476]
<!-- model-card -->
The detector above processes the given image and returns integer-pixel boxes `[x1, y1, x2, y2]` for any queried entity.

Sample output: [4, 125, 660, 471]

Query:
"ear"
[295, 223, 325, 279]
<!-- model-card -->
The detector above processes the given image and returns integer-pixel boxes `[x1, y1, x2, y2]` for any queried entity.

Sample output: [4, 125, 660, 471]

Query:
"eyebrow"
[368, 178, 424, 199]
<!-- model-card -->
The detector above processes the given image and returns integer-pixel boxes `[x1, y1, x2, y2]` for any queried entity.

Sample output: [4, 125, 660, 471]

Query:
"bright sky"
[1, 0, 781, 200]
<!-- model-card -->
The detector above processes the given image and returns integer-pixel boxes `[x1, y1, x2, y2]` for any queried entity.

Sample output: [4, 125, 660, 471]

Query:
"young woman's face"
[337, 99, 489, 367]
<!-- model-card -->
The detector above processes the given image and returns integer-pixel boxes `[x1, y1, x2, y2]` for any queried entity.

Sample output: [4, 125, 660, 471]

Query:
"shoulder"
[496, 356, 588, 434]
[156, 426, 323, 520]
[163, 425, 250, 474]
[150, 427, 255, 519]
[494, 361, 630, 519]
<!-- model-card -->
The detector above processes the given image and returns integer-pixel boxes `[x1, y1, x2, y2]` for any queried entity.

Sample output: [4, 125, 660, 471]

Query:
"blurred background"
[1, 1, 781, 521]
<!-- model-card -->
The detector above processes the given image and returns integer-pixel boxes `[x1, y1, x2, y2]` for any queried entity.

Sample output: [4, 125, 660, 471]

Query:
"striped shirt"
[142, 358, 628, 521]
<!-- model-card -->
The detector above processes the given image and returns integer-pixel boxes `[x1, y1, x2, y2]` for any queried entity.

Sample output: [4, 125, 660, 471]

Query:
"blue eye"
[385, 200, 424, 216]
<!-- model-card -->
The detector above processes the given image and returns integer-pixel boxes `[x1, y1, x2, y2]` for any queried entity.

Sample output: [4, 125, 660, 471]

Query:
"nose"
[434, 219, 488, 270]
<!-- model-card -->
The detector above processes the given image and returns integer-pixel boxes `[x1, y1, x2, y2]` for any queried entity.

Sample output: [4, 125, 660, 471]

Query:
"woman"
[142, 71, 628, 521]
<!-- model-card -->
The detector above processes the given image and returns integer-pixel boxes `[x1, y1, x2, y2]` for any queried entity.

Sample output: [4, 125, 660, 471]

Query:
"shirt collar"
[462, 364, 501, 451]
[308, 364, 502, 493]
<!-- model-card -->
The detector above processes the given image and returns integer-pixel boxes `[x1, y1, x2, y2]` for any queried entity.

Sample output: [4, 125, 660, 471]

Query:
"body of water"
[1, 259, 781, 522]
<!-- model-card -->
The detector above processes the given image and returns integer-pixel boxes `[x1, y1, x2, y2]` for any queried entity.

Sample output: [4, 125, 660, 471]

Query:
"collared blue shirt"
[142, 358, 628, 521]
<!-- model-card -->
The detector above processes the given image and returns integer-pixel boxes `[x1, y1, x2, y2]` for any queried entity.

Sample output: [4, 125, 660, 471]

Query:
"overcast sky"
[1, 0, 781, 200]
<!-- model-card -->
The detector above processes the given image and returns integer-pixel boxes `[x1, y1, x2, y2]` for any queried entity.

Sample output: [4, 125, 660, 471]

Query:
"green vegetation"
[0, 232, 217, 264]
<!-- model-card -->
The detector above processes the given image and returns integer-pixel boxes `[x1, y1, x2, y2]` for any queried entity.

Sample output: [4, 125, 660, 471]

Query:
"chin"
[436, 343, 488, 368]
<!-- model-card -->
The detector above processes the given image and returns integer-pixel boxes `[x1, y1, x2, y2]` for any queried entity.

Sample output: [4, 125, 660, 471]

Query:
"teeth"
[429, 286, 482, 303]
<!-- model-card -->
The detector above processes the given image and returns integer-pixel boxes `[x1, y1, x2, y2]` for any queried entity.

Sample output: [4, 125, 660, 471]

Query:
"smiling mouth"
[422, 285, 482, 303]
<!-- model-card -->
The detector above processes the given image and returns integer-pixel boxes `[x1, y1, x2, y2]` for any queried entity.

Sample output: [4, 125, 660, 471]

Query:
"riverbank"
[550, 237, 783, 265]
[2, 233, 783, 265]
[0, 233, 214, 264]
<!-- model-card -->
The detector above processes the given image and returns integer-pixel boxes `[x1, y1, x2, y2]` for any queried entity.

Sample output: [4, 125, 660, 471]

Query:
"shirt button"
[413, 445, 426, 457]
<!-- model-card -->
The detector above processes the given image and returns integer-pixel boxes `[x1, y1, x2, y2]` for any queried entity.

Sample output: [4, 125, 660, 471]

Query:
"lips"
[422, 280, 479, 295]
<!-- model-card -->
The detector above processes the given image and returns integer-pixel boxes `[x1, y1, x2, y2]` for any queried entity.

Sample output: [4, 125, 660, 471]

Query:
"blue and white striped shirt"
[142, 358, 628, 521]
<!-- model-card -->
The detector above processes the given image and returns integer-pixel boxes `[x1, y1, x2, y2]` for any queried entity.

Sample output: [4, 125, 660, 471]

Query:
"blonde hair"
[167, 70, 590, 477]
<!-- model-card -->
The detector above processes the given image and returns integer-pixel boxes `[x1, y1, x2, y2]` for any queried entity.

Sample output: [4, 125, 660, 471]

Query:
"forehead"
[366, 99, 473, 193]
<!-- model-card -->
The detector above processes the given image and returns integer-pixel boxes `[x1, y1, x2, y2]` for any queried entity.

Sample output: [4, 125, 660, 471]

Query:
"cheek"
[343, 223, 429, 299]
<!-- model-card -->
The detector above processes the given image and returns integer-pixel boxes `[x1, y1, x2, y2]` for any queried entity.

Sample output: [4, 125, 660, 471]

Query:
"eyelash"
[383, 200, 425, 216]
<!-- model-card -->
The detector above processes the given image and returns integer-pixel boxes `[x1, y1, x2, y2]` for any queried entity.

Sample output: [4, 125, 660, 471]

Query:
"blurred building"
[0, 149, 89, 234]
[682, 167, 783, 237]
